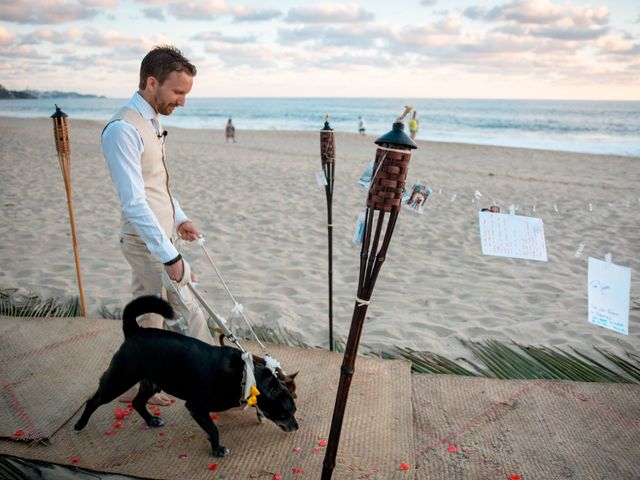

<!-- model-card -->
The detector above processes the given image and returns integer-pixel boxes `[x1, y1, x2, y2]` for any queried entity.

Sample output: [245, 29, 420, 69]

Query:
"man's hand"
[165, 259, 184, 282]
[177, 220, 202, 241]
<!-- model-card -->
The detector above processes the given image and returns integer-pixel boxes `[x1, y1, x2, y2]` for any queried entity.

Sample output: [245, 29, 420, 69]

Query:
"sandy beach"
[1, 116, 638, 360]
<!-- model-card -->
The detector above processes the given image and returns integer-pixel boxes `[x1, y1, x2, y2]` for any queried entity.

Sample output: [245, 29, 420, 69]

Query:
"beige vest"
[105, 107, 175, 239]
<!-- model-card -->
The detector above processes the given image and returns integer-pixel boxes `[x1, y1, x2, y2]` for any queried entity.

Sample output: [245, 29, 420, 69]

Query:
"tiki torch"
[51, 105, 87, 317]
[322, 106, 417, 479]
[320, 115, 336, 351]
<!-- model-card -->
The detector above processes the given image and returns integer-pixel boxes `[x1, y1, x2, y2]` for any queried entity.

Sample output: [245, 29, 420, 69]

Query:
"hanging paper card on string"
[358, 159, 374, 188]
[352, 210, 366, 246]
[316, 170, 328, 187]
[479, 211, 548, 261]
[588, 257, 631, 335]
[403, 183, 432, 214]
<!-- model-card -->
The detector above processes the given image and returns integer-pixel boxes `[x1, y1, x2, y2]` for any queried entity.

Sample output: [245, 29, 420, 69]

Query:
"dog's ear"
[288, 371, 298, 380]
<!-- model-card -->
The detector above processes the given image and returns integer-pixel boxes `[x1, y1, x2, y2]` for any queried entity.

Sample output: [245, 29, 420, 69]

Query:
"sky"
[0, 0, 639, 100]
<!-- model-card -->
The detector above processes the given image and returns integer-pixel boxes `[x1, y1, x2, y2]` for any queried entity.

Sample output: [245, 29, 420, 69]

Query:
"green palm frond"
[3, 287, 637, 384]
[0, 289, 81, 317]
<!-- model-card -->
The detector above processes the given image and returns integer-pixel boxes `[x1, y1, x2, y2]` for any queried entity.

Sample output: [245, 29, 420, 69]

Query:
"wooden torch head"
[369, 116, 417, 213]
[320, 114, 335, 166]
[51, 104, 70, 158]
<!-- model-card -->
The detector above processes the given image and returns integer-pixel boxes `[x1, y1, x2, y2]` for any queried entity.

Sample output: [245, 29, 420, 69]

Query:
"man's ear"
[146, 76, 159, 92]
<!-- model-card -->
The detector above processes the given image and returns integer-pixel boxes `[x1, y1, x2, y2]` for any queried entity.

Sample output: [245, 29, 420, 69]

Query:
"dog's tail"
[122, 295, 174, 339]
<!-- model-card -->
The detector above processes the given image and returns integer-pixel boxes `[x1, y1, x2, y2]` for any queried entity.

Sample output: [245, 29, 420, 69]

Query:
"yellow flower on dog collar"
[247, 385, 260, 406]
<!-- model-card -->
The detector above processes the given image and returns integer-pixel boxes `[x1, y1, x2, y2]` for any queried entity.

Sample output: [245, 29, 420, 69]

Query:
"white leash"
[194, 237, 269, 356]
[174, 236, 283, 377]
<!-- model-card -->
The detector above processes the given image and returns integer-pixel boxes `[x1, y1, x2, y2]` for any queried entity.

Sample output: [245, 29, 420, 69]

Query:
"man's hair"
[139, 45, 197, 90]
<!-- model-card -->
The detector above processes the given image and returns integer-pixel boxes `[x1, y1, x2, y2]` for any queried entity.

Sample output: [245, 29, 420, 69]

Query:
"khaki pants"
[120, 234, 214, 345]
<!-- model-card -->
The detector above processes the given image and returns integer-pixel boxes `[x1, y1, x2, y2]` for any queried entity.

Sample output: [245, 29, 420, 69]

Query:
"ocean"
[2, 97, 638, 157]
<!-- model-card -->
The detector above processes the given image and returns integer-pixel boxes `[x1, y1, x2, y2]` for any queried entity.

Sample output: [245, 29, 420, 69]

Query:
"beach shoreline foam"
[1, 116, 638, 360]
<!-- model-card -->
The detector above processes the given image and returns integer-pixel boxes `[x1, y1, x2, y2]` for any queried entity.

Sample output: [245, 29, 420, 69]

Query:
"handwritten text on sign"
[588, 257, 631, 335]
[479, 212, 548, 262]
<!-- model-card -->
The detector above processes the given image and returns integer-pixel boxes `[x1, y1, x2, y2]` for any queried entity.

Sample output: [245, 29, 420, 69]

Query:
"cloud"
[20, 28, 83, 45]
[278, 24, 393, 49]
[0, 26, 17, 45]
[166, 0, 233, 19]
[285, 3, 375, 24]
[233, 8, 281, 22]
[192, 31, 257, 44]
[532, 25, 609, 40]
[420, 0, 437, 5]
[141, 7, 165, 21]
[0, 0, 114, 24]
[203, 42, 279, 68]
[463, 0, 611, 41]
[0, 44, 46, 59]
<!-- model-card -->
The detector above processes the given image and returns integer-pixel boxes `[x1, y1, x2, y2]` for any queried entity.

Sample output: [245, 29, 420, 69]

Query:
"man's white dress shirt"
[102, 92, 188, 264]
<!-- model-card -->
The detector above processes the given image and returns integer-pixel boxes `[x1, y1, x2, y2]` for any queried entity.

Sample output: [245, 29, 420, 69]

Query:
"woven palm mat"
[0, 319, 414, 480]
[0, 316, 123, 441]
[412, 374, 640, 479]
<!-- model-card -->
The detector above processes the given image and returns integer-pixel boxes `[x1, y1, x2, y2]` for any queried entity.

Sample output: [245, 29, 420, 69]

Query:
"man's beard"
[154, 94, 175, 116]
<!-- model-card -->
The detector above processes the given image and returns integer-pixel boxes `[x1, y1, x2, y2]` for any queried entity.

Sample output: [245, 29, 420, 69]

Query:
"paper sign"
[588, 257, 631, 335]
[479, 211, 548, 261]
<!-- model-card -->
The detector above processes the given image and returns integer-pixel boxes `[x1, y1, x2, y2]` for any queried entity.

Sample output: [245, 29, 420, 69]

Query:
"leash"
[173, 236, 283, 377]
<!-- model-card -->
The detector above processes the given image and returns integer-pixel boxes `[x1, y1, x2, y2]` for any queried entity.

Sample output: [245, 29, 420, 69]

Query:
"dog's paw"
[212, 446, 229, 458]
[147, 417, 165, 428]
[73, 421, 85, 432]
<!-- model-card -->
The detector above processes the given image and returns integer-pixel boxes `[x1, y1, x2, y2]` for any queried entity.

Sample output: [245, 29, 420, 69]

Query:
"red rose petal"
[105, 429, 117, 436]
[312, 448, 319, 454]
[13, 429, 24, 437]
[508, 475, 522, 480]
[112, 421, 124, 428]
[292, 467, 305, 474]
[447, 444, 458, 453]
[210, 413, 218, 420]
[127, 402, 132, 408]
[318, 440, 328, 447]
[159, 431, 165, 436]
[293, 447, 301, 452]
[399, 463, 411, 471]
[373, 467, 380, 473]
[273, 475, 283, 480]
[207, 464, 218, 471]
[71, 457, 80, 463]
[114, 408, 125, 420]
[178, 453, 187, 460]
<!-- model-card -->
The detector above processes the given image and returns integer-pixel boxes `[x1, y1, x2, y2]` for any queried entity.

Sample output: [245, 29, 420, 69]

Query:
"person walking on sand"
[102, 45, 215, 405]
[358, 116, 366, 135]
[225, 118, 236, 143]
[409, 111, 419, 140]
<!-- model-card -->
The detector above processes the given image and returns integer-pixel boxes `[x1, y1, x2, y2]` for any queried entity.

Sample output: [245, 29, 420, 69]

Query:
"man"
[102, 45, 214, 405]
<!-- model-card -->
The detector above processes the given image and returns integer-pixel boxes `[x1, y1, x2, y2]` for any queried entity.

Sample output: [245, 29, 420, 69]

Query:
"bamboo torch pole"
[320, 115, 336, 350]
[322, 106, 416, 479]
[51, 105, 87, 317]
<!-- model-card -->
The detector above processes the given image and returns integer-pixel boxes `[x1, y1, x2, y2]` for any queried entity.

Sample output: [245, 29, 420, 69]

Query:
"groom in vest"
[102, 45, 214, 405]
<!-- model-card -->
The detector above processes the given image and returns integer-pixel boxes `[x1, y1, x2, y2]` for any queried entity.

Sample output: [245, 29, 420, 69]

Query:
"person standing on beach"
[408, 111, 419, 140]
[358, 116, 366, 135]
[102, 45, 214, 405]
[225, 118, 236, 142]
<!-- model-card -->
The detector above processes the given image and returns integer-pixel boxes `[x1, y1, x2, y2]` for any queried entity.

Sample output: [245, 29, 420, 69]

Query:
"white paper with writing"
[588, 257, 631, 335]
[479, 211, 548, 262]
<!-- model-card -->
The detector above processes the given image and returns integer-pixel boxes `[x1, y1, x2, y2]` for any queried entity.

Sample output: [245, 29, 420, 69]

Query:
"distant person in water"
[358, 116, 366, 135]
[408, 111, 419, 140]
[225, 118, 236, 143]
